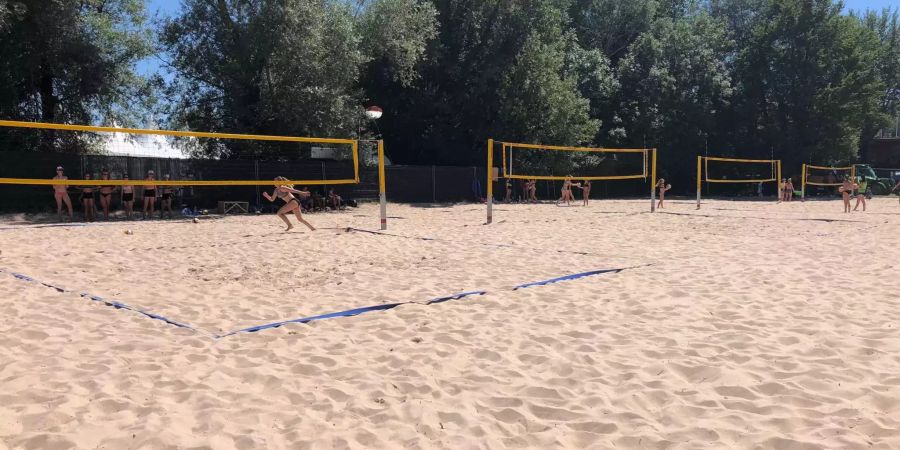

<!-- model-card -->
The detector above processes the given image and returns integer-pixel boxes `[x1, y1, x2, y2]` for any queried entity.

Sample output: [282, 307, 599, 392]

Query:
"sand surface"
[0, 198, 899, 449]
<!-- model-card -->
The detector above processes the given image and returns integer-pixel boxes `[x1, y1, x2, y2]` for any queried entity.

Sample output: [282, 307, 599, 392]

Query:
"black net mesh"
[502, 144, 647, 179]
[705, 159, 777, 182]
[805, 166, 851, 186]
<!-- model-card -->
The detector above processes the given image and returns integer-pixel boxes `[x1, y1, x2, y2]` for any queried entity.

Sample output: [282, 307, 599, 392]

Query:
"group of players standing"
[51, 166, 177, 221]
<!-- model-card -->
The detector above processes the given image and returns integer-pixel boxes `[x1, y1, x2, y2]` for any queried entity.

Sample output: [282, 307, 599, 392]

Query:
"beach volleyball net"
[0, 120, 389, 226]
[801, 164, 854, 199]
[696, 156, 781, 208]
[486, 139, 658, 222]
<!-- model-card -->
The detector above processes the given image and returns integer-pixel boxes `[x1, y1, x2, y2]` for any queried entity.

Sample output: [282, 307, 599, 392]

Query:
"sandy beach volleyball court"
[1, 198, 898, 449]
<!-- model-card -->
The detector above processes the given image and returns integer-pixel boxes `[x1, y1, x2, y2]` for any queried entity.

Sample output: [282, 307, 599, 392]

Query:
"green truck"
[854, 164, 895, 196]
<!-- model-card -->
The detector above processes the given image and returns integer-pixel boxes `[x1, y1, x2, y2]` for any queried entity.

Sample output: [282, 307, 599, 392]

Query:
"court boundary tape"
[217, 290, 488, 338]
[0, 268, 208, 336]
[2, 265, 644, 339]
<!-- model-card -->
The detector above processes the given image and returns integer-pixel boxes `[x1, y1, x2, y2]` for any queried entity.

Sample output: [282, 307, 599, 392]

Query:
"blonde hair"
[275, 176, 294, 189]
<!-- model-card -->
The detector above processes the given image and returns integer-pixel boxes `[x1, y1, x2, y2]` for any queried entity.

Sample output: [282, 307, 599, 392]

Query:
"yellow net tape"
[803, 164, 853, 187]
[0, 178, 356, 186]
[0, 120, 360, 185]
[0, 120, 355, 145]
[704, 156, 778, 163]
[504, 174, 648, 181]
[703, 156, 778, 183]
[705, 178, 777, 183]
[805, 164, 852, 171]
[498, 141, 649, 180]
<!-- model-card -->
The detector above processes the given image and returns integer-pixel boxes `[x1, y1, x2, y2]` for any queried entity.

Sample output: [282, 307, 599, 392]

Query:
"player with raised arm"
[656, 179, 672, 209]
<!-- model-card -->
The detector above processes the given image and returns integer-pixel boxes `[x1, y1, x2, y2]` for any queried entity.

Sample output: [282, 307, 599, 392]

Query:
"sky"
[843, 0, 900, 13]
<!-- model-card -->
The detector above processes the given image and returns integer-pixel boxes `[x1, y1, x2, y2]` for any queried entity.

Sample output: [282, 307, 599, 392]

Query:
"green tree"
[0, 0, 154, 152]
[616, 12, 734, 178]
[732, 0, 883, 166]
[570, 0, 658, 64]
[856, 8, 900, 161]
[370, 0, 599, 165]
[162, 0, 436, 159]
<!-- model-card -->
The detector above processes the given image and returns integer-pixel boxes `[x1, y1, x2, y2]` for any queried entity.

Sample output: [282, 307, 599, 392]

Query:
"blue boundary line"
[514, 268, 624, 290]
[2, 266, 638, 339]
[217, 290, 487, 338]
[1, 268, 206, 335]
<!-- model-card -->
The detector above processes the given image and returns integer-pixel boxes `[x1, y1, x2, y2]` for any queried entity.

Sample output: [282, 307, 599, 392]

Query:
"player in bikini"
[159, 174, 176, 219]
[656, 178, 672, 209]
[52, 166, 73, 221]
[79, 173, 97, 222]
[97, 168, 116, 220]
[840, 177, 857, 213]
[262, 176, 316, 231]
[121, 174, 135, 219]
[142, 170, 157, 219]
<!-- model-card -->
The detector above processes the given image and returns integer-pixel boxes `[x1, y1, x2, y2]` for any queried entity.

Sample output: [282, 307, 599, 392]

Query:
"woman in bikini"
[579, 180, 592, 206]
[854, 176, 867, 212]
[557, 176, 579, 206]
[528, 179, 538, 202]
[97, 168, 116, 220]
[80, 173, 96, 222]
[504, 179, 513, 203]
[142, 170, 157, 219]
[121, 174, 135, 219]
[785, 178, 794, 202]
[840, 176, 857, 213]
[52, 166, 73, 221]
[159, 174, 176, 219]
[262, 176, 316, 231]
[656, 178, 672, 209]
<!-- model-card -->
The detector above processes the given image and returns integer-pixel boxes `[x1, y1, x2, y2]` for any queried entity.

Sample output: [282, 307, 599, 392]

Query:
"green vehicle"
[854, 164, 895, 196]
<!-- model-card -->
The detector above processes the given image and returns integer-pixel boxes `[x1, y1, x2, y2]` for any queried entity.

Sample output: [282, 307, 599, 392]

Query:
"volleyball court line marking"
[2, 265, 647, 339]
[218, 266, 647, 338]
[217, 290, 487, 337]
[0, 268, 211, 337]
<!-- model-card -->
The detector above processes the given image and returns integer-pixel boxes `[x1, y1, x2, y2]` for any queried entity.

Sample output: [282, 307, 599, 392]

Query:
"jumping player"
[262, 176, 316, 232]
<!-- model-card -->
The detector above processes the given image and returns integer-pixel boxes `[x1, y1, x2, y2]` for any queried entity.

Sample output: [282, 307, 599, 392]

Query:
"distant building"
[872, 121, 900, 167]
[103, 123, 185, 159]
